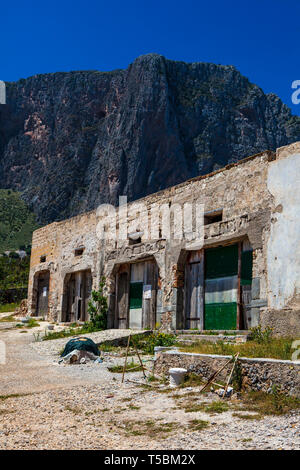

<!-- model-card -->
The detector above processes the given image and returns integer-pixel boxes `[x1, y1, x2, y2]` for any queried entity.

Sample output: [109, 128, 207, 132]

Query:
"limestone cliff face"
[0, 54, 300, 224]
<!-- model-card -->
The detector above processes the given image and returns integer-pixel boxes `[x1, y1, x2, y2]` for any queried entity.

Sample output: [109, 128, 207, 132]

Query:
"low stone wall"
[260, 308, 300, 337]
[154, 351, 300, 397]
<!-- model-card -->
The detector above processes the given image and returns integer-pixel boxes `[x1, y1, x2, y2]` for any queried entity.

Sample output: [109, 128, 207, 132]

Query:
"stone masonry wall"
[155, 351, 300, 397]
[27, 143, 300, 332]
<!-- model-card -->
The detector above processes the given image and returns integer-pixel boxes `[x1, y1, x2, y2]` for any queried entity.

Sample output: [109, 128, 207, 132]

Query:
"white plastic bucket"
[169, 367, 187, 387]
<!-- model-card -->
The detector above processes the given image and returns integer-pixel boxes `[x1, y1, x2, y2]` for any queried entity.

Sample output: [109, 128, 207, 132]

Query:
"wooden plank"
[116, 270, 129, 329]
[184, 263, 191, 329]
[237, 242, 242, 330]
[185, 250, 204, 329]
[142, 260, 158, 329]
[149, 261, 158, 329]
[142, 262, 149, 329]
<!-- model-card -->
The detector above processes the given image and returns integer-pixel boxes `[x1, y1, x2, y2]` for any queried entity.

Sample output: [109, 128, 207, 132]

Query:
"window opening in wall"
[204, 209, 223, 225]
[129, 237, 141, 245]
[75, 247, 85, 256]
[128, 231, 143, 245]
[40, 255, 46, 263]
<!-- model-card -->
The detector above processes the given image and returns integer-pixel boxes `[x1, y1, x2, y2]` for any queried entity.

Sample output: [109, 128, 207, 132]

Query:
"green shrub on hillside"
[0, 255, 30, 289]
[0, 189, 39, 252]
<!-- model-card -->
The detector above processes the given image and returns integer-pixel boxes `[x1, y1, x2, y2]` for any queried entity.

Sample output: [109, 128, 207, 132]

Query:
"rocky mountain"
[1, 53, 300, 225]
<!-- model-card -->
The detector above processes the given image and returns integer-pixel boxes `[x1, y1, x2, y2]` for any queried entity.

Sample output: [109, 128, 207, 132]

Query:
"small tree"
[88, 276, 108, 330]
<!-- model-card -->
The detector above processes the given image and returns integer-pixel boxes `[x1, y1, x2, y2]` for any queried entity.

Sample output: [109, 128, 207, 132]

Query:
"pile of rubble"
[14, 299, 28, 317]
[58, 349, 103, 365]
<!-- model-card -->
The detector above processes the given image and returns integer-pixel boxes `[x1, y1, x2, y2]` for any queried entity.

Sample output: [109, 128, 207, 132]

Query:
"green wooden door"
[204, 245, 238, 330]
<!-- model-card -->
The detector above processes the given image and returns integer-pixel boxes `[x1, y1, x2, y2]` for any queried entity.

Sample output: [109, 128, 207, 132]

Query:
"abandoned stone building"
[27, 142, 300, 336]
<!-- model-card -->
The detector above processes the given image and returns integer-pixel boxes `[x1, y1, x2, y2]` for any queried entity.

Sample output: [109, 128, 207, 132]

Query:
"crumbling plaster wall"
[267, 145, 300, 309]
[264, 143, 300, 335]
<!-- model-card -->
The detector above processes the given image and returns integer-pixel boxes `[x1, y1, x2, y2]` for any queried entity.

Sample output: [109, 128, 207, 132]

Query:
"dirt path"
[0, 326, 299, 450]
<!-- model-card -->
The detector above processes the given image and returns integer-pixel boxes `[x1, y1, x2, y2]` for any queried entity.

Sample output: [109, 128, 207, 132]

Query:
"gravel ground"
[0, 325, 299, 450]
[30, 328, 147, 357]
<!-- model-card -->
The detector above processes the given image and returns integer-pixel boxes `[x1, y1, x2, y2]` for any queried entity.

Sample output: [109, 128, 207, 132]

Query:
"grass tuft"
[179, 337, 296, 360]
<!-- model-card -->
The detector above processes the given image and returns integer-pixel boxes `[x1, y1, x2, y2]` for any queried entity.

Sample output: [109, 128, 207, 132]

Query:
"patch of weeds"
[188, 419, 209, 431]
[33, 331, 43, 342]
[183, 401, 206, 413]
[180, 398, 229, 414]
[180, 373, 204, 388]
[147, 375, 159, 383]
[100, 344, 131, 355]
[0, 409, 15, 415]
[232, 412, 262, 420]
[43, 322, 104, 341]
[0, 393, 29, 401]
[26, 318, 40, 328]
[108, 361, 143, 373]
[131, 332, 177, 355]
[128, 405, 140, 410]
[155, 387, 173, 394]
[240, 389, 300, 416]
[240, 438, 253, 442]
[84, 409, 107, 416]
[179, 336, 296, 360]
[65, 406, 81, 415]
[120, 397, 133, 402]
[249, 325, 273, 344]
[124, 419, 179, 439]
[20, 330, 28, 333]
[0, 314, 16, 322]
[232, 360, 243, 391]
[203, 401, 229, 414]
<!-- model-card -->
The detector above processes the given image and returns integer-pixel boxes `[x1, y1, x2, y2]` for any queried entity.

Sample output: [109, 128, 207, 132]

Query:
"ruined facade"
[28, 142, 300, 336]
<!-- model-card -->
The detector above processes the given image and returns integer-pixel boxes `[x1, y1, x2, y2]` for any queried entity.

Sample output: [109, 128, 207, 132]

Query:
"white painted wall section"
[267, 152, 300, 309]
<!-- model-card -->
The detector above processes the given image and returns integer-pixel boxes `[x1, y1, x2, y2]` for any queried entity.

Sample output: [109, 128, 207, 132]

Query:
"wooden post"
[199, 354, 237, 393]
[121, 335, 131, 383]
[237, 242, 242, 330]
[223, 353, 239, 398]
[134, 342, 147, 380]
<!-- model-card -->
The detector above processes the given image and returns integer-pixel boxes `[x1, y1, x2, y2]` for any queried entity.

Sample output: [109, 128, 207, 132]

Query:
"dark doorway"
[62, 270, 92, 322]
[36, 271, 50, 317]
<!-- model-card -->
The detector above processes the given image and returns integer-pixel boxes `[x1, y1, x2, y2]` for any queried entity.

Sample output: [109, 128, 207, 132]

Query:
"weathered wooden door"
[117, 271, 129, 329]
[142, 260, 158, 329]
[185, 251, 204, 329]
[36, 272, 50, 317]
[129, 263, 144, 329]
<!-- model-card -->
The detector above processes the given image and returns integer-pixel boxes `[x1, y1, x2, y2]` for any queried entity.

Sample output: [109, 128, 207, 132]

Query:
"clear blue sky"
[1, 0, 300, 115]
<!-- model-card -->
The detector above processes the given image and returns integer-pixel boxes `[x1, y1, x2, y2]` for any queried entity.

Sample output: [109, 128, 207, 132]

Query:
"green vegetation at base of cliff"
[0, 254, 30, 290]
[0, 189, 39, 253]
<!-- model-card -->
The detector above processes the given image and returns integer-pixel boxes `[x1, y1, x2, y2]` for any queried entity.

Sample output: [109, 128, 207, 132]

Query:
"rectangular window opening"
[204, 210, 223, 225]
[75, 247, 85, 256]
